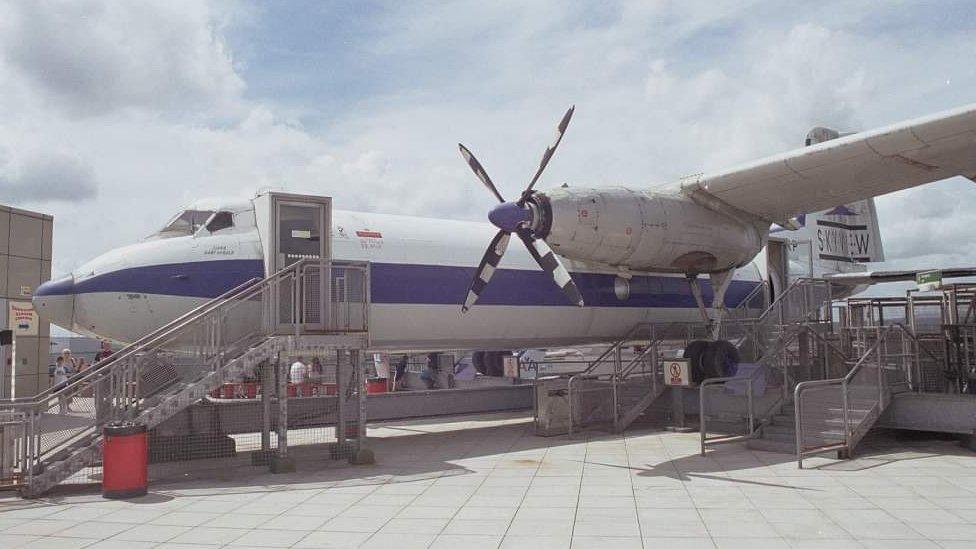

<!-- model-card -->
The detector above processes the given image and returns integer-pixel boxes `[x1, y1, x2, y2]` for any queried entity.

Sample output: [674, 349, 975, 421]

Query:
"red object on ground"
[219, 383, 237, 399]
[365, 377, 388, 394]
[321, 382, 337, 395]
[102, 422, 148, 499]
[242, 382, 259, 399]
[300, 382, 316, 397]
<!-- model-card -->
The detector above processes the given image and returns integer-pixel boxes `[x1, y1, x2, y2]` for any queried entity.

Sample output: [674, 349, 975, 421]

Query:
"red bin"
[219, 383, 237, 399]
[102, 422, 148, 499]
[321, 382, 337, 395]
[242, 382, 259, 399]
[366, 378, 388, 394]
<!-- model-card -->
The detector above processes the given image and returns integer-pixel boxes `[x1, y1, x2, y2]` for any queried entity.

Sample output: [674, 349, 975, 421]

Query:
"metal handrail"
[1, 258, 371, 493]
[5, 275, 267, 406]
[698, 325, 805, 455]
[698, 366, 762, 453]
[793, 326, 893, 467]
[567, 324, 683, 437]
[6, 258, 325, 407]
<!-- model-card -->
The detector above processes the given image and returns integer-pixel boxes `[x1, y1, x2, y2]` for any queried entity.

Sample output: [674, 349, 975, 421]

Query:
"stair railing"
[567, 323, 685, 437]
[0, 258, 368, 493]
[794, 326, 896, 468]
[699, 324, 806, 455]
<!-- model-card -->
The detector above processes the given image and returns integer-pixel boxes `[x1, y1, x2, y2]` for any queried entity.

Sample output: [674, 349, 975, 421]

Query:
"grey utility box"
[534, 376, 572, 436]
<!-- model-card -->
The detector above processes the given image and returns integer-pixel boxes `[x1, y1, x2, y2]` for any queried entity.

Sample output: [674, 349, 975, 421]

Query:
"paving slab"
[1, 411, 975, 548]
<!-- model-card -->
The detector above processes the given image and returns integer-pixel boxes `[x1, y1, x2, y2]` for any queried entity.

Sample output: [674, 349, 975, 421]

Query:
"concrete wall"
[0, 205, 52, 397]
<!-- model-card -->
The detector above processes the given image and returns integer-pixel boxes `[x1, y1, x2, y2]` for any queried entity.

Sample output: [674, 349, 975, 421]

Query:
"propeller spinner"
[458, 106, 584, 313]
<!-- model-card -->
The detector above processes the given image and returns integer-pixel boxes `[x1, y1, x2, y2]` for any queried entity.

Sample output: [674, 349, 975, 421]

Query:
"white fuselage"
[34, 206, 763, 351]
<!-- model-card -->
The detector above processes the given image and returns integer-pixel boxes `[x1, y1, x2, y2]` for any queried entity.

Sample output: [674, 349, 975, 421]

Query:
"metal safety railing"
[793, 325, 917, 467]
[566, 323, 689, 437]
[700, 322, 852, 454]
[0, 259, 368, 495]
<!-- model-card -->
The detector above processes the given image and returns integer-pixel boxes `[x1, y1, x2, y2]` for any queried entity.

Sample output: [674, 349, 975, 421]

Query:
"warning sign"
[8, 301, 38, 336]
[664, 359, 690, 386]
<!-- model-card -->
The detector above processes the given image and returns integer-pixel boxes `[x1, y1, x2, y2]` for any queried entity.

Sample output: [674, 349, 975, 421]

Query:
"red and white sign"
[664, 359, 690, 386]
[8, 302, 38, 336]
[355, 230, 382, 238]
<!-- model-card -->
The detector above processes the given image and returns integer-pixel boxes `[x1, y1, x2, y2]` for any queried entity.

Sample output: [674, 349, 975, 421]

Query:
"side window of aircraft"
[157, 210, 214, 238]
[205, 211, 234, 233]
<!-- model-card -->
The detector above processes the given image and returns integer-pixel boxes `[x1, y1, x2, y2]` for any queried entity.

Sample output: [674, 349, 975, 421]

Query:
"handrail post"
[612, 345, 621, 431]
[567, 376, 574, 438]
[699, 382, 707, 456]
[746, 378, 754, 436]
[841, 379, 850, 448]
[794, 384, 803, 468]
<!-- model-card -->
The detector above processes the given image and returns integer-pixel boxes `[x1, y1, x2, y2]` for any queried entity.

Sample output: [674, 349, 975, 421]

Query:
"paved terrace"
[2, 411, 976, 548]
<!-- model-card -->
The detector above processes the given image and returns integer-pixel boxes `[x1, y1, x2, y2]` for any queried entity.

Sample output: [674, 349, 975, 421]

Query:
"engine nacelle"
[529, 187, 765, 273]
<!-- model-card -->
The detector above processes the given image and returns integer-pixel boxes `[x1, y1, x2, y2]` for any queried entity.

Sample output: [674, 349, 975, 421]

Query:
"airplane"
[32, 102, 976, 376]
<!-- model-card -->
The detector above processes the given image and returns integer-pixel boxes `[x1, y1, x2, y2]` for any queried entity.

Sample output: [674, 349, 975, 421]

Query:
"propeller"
[458, 106, 584, 313]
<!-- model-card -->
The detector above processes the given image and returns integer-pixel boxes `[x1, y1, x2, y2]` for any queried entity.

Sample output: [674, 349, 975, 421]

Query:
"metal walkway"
[0, 259, 369, 496]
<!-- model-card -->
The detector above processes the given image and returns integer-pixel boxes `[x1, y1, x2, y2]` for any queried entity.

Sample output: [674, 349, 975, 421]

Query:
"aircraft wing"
[824, 267, 976, 286]
[679, 104, 976, 224]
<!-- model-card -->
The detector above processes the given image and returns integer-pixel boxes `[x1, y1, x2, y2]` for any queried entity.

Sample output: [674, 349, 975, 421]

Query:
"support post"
[666, 386, 693, 432]
[336, 349, 347, 449]
[270, 353, 294, 473]
[612, 345, 621, 431]
[349, 349, 374, 464]
[252, 360, 273, 465]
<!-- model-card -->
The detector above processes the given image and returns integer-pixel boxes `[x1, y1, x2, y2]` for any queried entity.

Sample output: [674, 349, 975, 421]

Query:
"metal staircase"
[555, 323, 688, 437]
[700, 278, 837, 454]
[0, 259, 367, 496]
[794, 324, 916, 467]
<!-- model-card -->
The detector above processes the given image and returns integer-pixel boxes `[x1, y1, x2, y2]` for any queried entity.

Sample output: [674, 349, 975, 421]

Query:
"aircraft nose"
[33, 276, 76, 329]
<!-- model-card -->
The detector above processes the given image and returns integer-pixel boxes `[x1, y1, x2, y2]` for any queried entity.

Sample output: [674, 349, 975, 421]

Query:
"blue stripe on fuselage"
[42, 259, 760, 308]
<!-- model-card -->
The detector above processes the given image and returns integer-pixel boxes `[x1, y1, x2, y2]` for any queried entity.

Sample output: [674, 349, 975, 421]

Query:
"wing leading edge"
[679, 103, 976, 224]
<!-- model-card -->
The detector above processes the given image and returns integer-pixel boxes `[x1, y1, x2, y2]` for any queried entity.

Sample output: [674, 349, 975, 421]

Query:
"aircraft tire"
[484, 351, 506, 377]
[472, 351, 487, 375]
[683, 340, 709, 383]
[701, 340, 740, 379]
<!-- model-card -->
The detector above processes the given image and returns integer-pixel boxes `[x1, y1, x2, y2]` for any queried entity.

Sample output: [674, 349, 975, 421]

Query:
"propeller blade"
[458, 143, 505, 203]
[517, 230, 584, 307]
[461, 230, 512, 313]
[521, 105, 575, 202]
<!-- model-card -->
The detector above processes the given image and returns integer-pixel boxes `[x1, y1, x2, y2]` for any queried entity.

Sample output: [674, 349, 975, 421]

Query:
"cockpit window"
[205, 211, 234, 233]
[156, 210, 214, 238]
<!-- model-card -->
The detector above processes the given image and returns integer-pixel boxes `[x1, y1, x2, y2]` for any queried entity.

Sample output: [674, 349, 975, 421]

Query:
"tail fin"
[767, 126, 885, 286]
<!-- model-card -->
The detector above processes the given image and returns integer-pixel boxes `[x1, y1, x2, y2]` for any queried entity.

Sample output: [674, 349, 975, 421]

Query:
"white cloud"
[0, 151, 97, 203]
[0, 0, 245, 119]
[0, 0, 974, 284]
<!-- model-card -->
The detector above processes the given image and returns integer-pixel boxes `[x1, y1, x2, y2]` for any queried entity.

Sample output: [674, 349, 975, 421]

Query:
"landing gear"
[683, 339, 740, 383]
[686, 270, 736, 340]
[472, 351, 507, 377]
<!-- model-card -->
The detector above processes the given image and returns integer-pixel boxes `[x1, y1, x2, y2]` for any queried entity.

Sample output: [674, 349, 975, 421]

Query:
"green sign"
[916, 270, 942, 292]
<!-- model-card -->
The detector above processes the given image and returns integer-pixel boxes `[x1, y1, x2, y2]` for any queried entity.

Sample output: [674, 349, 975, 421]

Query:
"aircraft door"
[786, 239, 814, 282]
[271, 195, 331, 332]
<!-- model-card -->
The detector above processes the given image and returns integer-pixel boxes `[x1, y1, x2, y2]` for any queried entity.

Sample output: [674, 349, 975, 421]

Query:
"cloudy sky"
[1, 0, 976, 281]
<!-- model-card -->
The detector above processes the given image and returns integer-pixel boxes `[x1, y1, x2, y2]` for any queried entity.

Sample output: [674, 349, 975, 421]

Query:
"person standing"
[94, 340, 114, 363]
[421, 353, 440, 390]
[289, 356, 309, 384]
[393, 355, 408, 392]
[60, 349, 78, 375]
[53, 356, 70, 414]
